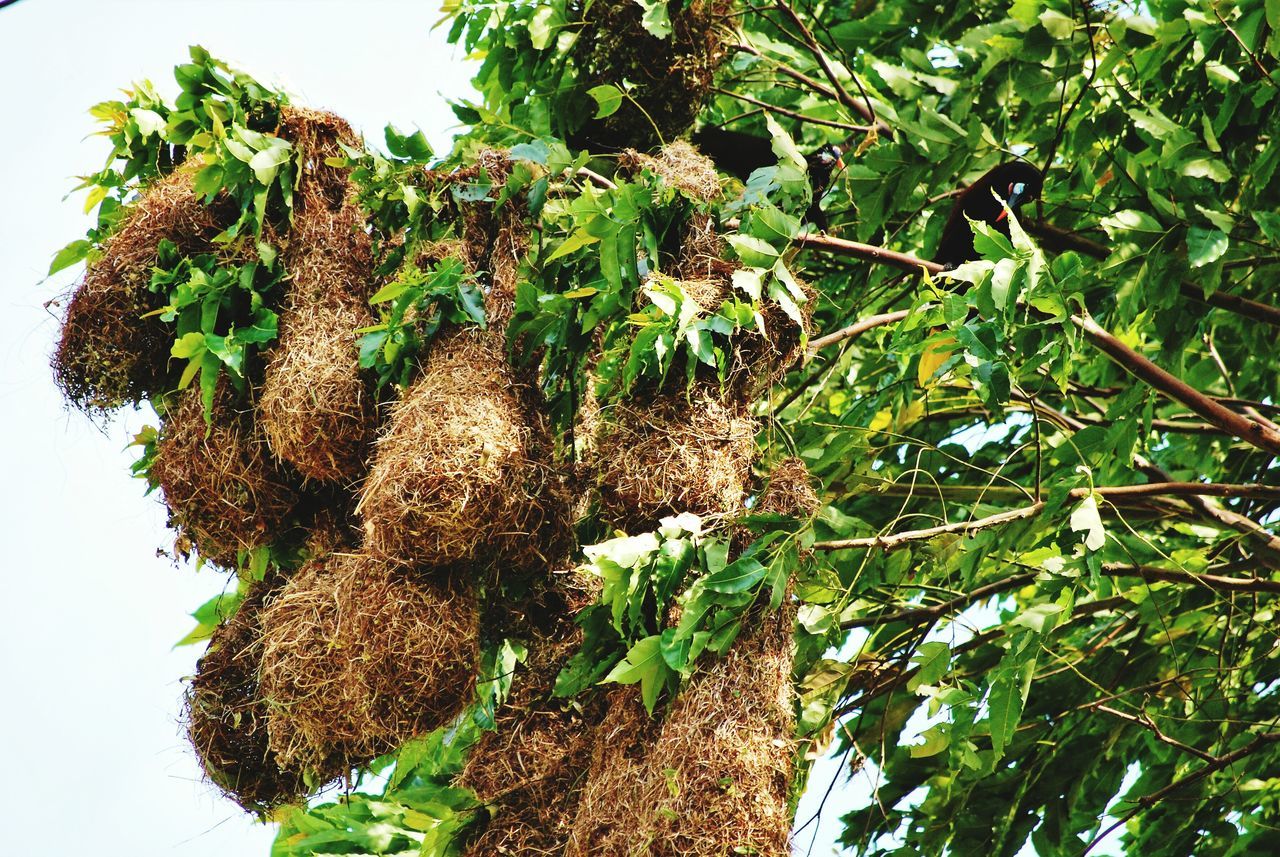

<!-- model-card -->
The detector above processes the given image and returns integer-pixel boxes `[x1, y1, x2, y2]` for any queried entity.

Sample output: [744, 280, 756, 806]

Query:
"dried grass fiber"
[185, 582, 310, 812]
[150, 381, 301, 567]
[52, 165, 235, 410]
[568, 604, 798, 856]
[259, 108, 377, 483]
[594, 386, 756, 531]
[258, 553, 479, 773]
[358, 328, 569, 570]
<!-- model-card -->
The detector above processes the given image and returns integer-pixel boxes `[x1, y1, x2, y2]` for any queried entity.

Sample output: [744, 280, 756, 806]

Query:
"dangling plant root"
[257, 553, 479, 774]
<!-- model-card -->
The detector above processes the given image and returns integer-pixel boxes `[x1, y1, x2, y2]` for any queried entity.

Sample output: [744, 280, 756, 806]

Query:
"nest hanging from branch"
[357, 328, 570, 570]
[52, 165, 236, 411]
[259, 108, 377, 484]
[568, 603, 798, 857]
[573, 0, 735, 150]
[150, 381, 302, 567]
[458, 573, 606, 856]
[184, 581, 312, 813]
[257, 553, 479, 774]
[594, 384, 757, 532]
[619, 140, 724, 203]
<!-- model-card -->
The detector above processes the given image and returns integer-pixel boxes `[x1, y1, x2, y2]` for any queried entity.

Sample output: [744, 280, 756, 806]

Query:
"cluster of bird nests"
[53, 80, 818, 848]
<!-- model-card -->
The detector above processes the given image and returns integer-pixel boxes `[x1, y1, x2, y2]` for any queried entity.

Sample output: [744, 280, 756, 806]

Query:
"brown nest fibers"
[52, 165, 235, 411]
[150, 380, 301, 567]
[620, 141, 723, 203]
[573, 0, 734, 150]
[258, 552, 479, 774]
[594, 384, 756, 532]
[458, 573, 606, 856]
[185, 581, 310, 813]
[357, 328, 569, 570]
[259, 110, 376, 483]
[756, 456, 819, 518]
[568, 603, 798, 856]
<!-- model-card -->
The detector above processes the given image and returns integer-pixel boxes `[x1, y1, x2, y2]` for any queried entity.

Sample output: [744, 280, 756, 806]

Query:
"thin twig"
[711, 87, 873, 133]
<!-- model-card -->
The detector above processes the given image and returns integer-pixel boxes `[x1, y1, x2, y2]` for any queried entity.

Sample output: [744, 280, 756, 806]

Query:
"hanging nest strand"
[357, 327, 571, 571]
[569, 602, 798, 857]
[150, 380, 302, 567]
[594, 384, 757, 532]
[573, 0, 735, 150]
[619, 140, 724, 203]
[458, 572, 606, 856]
[52, 164, 236, 411]
[259, 108, 377, 483]
[184, 580, 311, 813]
[756, 456, 819, 518]
[257, 552, 479, 774]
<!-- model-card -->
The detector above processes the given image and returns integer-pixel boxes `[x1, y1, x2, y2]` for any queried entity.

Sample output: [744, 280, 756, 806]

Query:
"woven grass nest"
[619, 141, 723, 203]
[259, 108, 377, 484]
[257, 552, 479, 774]
[594, 384, 757, 532]
[568, 602, 798, 857]
[52, 164, 236, 411]
[358, 328, 570, 571]
[150, 380, 302, 567]
[184, 581, 310, 813]
[458, 573, 605, 856]
[573, 0, 734, 150]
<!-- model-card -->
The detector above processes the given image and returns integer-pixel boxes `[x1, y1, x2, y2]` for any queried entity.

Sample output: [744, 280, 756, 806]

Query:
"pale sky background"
[0, 2, 1124, 855]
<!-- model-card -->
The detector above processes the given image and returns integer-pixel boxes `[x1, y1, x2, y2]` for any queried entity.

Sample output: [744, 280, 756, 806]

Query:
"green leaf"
[907, 642, 951, 692]
[1186, 226, 1229, 267]
[546, 228, 601, 261]
[634, 0, 673, 38]
[48, 239, 91, 275]
[248, 142, 292, 185]
[588, 84, 625, 119]
[604, 635, 672, 713]
[909, 724, 950, 758]
[726, 234, 780, 268]
[703, 555, 767, 593]
[384, 125, 434, 162]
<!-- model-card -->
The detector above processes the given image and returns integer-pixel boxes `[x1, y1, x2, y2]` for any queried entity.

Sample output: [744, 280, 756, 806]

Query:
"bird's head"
[991, 161, 1043, 222]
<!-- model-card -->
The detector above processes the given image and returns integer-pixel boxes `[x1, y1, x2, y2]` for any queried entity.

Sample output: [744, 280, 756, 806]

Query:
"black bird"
[691, 127, 845, 229]
[934, 161, 1043, 267]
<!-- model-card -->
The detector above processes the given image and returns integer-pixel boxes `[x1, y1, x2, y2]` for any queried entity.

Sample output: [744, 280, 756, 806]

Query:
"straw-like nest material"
[358, 328, 569, 570]
[756, 456, 819, 518]
[259, 109, 376, 483]
[594, 386, 756, 531]
[150, 381, 301, 567]
[620, 141, 723, 203]
[459, 572, 607, 856]
[574, 0, 734, 150]
[258, 553, 479, 773]
[52, 165, 235, 411]
[185, 582, 310, 813]
[487, 206, 529, 335]
[569, 604, 798, 856]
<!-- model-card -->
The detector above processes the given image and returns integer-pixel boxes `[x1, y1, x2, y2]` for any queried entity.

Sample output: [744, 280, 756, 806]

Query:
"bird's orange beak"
[995, 207, 1009, 222]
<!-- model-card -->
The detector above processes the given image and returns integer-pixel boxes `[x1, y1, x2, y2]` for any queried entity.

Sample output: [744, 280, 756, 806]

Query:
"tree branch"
[840, 572, 1037, 630]
[813, 503, 1045, 552]
[805, 309, 911, 358]
[1073, 312, 1280, 457]
[1090, 704, 1218, 762]
[710, 87, 874, 133]
[1100, 563, 1280, 594]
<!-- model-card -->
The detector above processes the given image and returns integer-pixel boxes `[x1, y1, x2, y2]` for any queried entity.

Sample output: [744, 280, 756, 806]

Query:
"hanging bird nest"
[486, 204, 530, 335]
[569, 603, 798, 856]
[755, 456, 819, 518]
[573, 0, 735, 150]
[357, 328, 570, 571]
[594, 384, 756, 532]
[619, 140, 724, 203]
[259, 108, 377, 483]
[457, 572, 606, 856]
[257, 553, 479, 774]
[52, 165, 236, 411]
[184, 581, 313, 813]
[150, 380, 302, 567]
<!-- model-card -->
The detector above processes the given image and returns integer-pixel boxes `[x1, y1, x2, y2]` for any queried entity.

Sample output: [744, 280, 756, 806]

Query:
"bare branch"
[1101, 563, 1280, 594]
[813, 503, 1045, 552]
[806, 309, 910, 358]
[710, 87, 874, 133]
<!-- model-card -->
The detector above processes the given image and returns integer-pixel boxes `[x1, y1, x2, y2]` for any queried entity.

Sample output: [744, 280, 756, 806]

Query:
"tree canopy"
[50, 0, 1280, 855]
